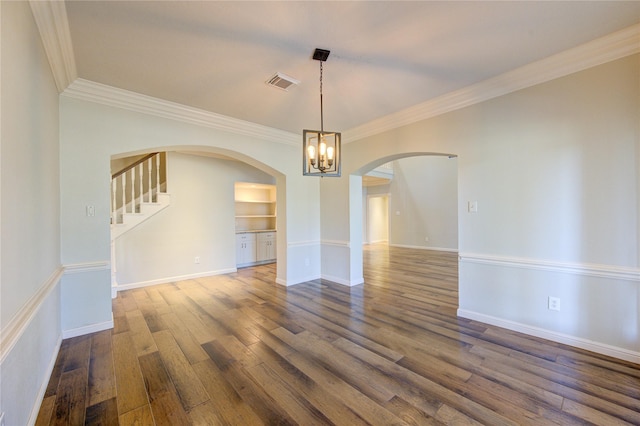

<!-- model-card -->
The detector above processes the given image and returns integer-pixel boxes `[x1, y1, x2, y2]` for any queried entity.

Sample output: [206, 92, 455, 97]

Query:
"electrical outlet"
[548, 296, 561, 311]
[194, 256, 200, 264]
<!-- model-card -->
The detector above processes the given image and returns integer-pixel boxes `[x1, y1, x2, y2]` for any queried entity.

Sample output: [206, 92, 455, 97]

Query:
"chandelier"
[303, 48, 341, 177]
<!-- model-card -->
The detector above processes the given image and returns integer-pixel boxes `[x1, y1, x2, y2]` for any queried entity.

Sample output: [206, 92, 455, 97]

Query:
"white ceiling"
[64, 1, 640, 135]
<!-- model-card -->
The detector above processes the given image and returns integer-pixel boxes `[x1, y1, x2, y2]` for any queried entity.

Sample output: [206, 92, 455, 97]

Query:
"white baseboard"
[62, 314, 114, 339]
[322, 274, 364, 287]
[390, 243, 458, 253]
[114, 268, 237, 292]
[27, 335, 62, 426]
[276, 273, 321, 287]
[457, 309, 640, 364]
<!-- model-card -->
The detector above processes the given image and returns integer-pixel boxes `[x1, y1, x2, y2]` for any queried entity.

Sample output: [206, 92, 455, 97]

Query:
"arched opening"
[109, 145, 287, 295]
[354, 152, 459, 304]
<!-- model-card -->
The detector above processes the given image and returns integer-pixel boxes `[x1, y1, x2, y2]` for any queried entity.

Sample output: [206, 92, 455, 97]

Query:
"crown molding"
[29, 0, 77, 93]
[50, 7, 638, 147]
[343, 23, 640, 143]
[63, 79, 300, 146]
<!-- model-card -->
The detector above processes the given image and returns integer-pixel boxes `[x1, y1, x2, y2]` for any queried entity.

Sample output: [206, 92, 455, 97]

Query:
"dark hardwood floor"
[36, 244, 640, 425]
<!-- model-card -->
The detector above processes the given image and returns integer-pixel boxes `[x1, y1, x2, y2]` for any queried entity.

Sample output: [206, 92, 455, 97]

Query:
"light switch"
[468, 201, 478, 213]
[86, 205, 95, 217]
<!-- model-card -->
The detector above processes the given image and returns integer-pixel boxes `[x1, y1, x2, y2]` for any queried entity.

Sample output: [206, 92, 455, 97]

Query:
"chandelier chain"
[320, 61, 324, 132]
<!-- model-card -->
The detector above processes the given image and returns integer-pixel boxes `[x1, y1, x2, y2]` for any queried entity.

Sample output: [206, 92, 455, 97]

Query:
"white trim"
[115, 268, 237, 292]
[457, 309, 640, 365]
[390, 244, 458, 253]
[287, 239, 321, 247]
[459, 252, 640, 282]
[63, 260, 110, 274]
[321, 274, 364, 287]
[276, 273, 322, 287]
[62, 313, 114, 339]
[29, 0, 77, 92]
[0, 267, 63, 364]
[32, 3, 639, 146]
[344, 23, 640, 143]
[62, 79, 299, 147]
[321, 239, 351, 248]
[27, 335, 63, 426]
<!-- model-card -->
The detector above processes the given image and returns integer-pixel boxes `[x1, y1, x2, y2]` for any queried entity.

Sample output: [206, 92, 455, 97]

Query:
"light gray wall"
[59, 93, 323, 334]
[388, 156, 458, 250]
[327, 54, 640, 360]
[115, 152, 274, 286]
[0, 2, 62, 425]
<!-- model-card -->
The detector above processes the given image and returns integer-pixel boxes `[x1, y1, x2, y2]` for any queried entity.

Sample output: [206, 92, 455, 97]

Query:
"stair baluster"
[112, 177, 117, 224]
[148, 157, 153, 202]
[121, 170, 126, 216]
[139, 162, 143, 212]
[155, 153, 160, 201]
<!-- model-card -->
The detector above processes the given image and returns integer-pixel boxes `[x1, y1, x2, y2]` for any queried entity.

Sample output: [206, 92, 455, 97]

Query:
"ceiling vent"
[266, 72, 300, 91]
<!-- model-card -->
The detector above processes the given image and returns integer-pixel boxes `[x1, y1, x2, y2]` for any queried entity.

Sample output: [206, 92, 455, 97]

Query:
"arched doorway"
[355, 153, 459, 302]
[109, 146, 287, 295]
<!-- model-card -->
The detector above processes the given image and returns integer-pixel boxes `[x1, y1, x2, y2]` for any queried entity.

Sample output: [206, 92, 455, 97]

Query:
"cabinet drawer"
[236, 233, 256, 243]
[256, 232, 276, 241]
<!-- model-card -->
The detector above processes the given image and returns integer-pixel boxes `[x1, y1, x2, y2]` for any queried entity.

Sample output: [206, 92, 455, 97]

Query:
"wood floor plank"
[84, 397, 118, 425]
[119, 405, 155, 426]
[152, 329, 210, 411]
[34, 395, 55, 426]
[112, 332, 149, 416]
[51, 368, 87, 426]
[187, 401, 226, 426]
[36, 245, 640, 426]
[87, 330, 116, 406]
[246, 362, 334, 425]
[201, 339, 298, 425]
[284, 349, 411, 425]
[161, 311, 210, 364]
[192, 358, 264, 425]
[165, 304, 219, 344]
[273, 328, 397, 403]
[384, 396, 445, 426]
[248, 339, 371, 426]
[125, 310, 158, 356]
[138, 351, 191, 425]
[62, 335, 91, 373]
[44, 339, 69, 398]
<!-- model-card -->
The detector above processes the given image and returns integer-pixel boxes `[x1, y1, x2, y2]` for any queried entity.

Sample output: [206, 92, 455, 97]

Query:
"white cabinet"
[236, 233, 256, 266]
[256, 232, 276, 262]
[235, 182, 277, 266]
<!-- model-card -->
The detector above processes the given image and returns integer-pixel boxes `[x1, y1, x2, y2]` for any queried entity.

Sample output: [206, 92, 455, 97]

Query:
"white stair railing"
[111, 152, 166, 224]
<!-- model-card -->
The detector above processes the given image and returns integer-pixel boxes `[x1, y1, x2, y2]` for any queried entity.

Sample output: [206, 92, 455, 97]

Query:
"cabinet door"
[266, 238, 276, 260]
[244, 239, 256, 263]
[256, 233, 276, 261]
[236, 233, 256, 265]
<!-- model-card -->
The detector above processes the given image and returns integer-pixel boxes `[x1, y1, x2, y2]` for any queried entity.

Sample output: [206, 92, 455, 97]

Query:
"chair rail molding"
[0, 267, 63, 364]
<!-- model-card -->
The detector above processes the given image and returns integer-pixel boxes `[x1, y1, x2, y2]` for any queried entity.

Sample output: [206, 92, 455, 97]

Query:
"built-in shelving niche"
[234, 182, 276, 232]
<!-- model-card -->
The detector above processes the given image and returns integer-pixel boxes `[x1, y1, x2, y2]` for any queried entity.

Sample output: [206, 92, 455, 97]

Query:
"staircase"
[111, 152, 170, 240]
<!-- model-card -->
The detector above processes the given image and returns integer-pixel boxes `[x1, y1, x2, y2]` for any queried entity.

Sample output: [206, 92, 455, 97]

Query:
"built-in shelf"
[235, 182, 277, 266]
[234, 182, 276, 233]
